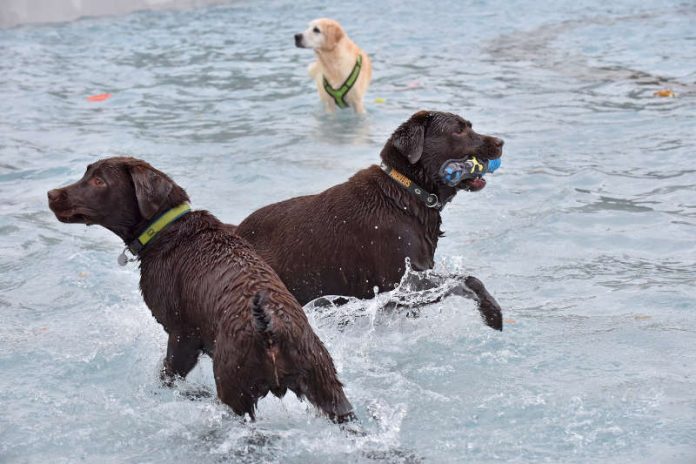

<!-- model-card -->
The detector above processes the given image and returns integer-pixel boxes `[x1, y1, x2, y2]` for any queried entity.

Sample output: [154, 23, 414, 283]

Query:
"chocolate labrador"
[48, 157, 354, 423]
[237, 111, 505, 330]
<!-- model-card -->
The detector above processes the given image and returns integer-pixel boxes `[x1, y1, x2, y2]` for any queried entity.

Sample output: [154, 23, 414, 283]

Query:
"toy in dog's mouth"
[440, 157, 501, 192]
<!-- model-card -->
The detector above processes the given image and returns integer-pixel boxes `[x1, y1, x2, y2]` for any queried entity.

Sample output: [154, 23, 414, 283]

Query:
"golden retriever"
[294, 18, 372, 113]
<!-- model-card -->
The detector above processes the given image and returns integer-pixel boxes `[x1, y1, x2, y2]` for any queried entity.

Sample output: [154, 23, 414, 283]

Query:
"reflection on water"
[1, 0, 695, 463]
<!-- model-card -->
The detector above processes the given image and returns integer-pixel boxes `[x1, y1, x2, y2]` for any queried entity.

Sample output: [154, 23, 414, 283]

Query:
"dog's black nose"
[493, 137, 504, 148]
[294, 33, 303, 47]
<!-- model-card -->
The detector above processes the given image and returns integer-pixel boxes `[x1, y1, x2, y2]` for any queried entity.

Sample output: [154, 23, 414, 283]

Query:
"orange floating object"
[86, 93, 112, 102]
[653, 89, 675, 98]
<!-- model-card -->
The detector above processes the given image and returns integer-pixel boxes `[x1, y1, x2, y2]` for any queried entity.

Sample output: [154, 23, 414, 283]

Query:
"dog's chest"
[138, 257, 187, 332]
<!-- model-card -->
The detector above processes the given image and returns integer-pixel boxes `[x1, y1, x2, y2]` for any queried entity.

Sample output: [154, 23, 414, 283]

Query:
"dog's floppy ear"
[324, 21, 345, 49]
[128, 163, 174, 219]
[391, 111, 430, 164]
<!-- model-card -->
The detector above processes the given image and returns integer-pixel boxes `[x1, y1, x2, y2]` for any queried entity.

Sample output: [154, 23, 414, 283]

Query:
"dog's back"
[139, 210, 354, 421]
[237, 165, 438, 304]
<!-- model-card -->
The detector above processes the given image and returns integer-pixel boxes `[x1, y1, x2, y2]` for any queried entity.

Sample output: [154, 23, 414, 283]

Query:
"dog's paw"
[465, 276, 503, 331]
[479, 298, 503, 331]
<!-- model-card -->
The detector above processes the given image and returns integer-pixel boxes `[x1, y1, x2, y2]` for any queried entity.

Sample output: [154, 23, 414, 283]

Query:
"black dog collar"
[380, 163, 443, 211]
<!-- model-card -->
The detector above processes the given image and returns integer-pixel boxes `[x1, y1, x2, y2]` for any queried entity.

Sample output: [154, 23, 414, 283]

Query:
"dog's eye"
[91, 177, 105, 187]
[313, 27, 320, 33]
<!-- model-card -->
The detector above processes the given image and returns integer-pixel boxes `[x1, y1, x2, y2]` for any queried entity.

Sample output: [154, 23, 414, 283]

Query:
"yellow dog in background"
[294, 18, 372, 114]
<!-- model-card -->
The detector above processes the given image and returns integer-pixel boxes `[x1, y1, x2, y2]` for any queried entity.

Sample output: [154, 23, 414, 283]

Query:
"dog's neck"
[126, 203, 192, 256]
[379, 150, 459, 210]
[315, 40, 359, 87]
[106, 205, 189, 252]
[106, 220, 149, 244]
[111, 186, 191, 246]
[367, 163, 446, 241]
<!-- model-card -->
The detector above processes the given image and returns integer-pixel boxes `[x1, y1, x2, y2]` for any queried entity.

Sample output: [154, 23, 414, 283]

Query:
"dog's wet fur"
[48, 157, 355, 423]
[237, 111, 505, 330]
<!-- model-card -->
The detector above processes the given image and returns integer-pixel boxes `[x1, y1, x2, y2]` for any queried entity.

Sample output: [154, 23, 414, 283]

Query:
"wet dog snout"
[294, 33, 303, 47]
[492, 137, 504, 148]
[47, 189, 63, 204]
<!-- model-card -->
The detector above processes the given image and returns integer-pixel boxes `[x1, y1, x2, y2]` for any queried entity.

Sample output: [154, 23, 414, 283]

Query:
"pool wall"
[0, 0, 227, 28]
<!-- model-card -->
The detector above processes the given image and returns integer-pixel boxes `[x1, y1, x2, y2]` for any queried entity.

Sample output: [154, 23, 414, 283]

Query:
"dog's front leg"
[160, 332, 202, 386]
[323, 99, 337, 113]
[387, 271, 504, 331]
[422, 273, 504, 331]
[352, 99, 366, 114]
[457, 276, 503, 331]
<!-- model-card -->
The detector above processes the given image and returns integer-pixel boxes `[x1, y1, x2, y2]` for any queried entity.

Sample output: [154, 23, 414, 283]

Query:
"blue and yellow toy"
[439, 156, 501, 187]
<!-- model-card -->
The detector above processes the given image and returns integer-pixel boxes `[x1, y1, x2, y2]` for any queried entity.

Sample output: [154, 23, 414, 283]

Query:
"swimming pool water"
[1, 1, 695, 462]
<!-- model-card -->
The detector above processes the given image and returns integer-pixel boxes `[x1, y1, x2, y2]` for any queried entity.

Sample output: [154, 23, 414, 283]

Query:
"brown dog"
[47, 157, 354, 423]
[237, 111, 505, 330]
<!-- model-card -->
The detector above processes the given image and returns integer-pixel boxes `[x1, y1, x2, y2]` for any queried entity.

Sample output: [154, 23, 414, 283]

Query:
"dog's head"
[381, 111, 504, 194]
[294, 18, 345, 51]
[47, 157, 189, 240]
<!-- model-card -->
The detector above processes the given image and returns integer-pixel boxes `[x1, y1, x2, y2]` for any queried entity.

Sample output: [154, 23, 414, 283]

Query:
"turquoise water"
[1, 1, 695, 462]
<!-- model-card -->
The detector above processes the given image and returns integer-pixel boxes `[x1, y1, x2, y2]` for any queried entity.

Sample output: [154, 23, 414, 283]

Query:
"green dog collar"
[126, 202, 192, 257]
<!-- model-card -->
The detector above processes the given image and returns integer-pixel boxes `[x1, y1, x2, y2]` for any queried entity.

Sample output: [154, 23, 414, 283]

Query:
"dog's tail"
[249, 289, 356, 424]
[250, 289, 285, 403]
[251, 290, 276, 343]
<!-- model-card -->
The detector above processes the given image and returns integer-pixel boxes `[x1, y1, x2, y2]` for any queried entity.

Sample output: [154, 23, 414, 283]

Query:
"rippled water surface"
[1, 1, 695, 462]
